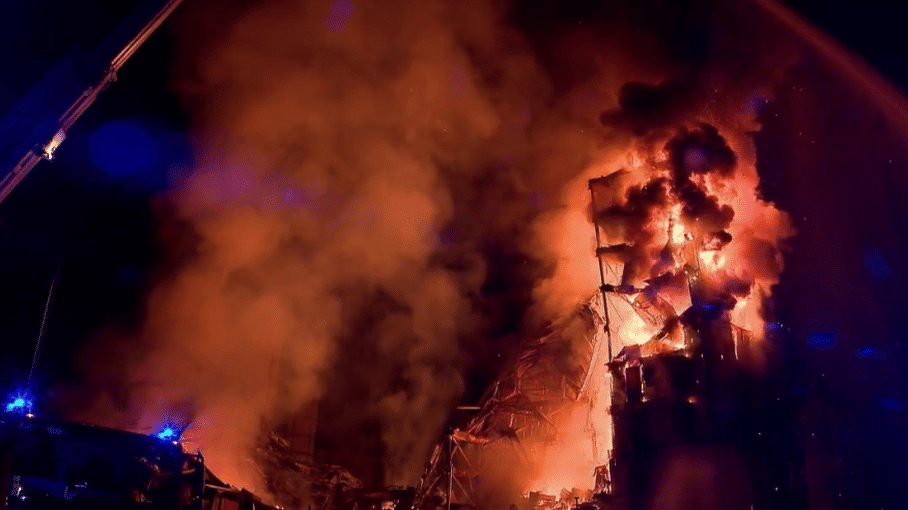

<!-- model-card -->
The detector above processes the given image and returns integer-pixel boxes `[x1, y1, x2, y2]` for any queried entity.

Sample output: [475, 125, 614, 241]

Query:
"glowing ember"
[522, 109, 794, 501]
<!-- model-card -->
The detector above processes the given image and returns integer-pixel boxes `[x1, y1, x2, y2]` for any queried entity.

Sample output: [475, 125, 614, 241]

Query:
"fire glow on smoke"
[69, 0, 800, 505]
[524, 117, 795, 497]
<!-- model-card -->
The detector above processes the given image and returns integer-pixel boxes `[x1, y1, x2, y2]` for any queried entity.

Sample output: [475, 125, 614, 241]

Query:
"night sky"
[1, 0, 908, 507]
[0, 0, 191, 394]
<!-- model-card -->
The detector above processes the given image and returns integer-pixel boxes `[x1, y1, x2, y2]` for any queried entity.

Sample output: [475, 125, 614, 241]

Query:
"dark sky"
[0, 0, 190, 393]
[750, 2, 908, 507]
[1, 0, 907, 506]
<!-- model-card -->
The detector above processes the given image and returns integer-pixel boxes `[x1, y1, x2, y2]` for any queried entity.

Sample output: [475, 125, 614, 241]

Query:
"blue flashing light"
[5, 397, 32, 414]
[153, 420, 186, 443]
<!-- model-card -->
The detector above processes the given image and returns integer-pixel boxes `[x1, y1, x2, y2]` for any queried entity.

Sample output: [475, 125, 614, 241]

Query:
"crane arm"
[0, 0, 186, 206]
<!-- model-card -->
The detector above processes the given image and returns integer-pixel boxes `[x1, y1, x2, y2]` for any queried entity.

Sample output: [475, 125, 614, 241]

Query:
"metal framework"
[416, 171, 757, 508]
[414, 303, 605, 508]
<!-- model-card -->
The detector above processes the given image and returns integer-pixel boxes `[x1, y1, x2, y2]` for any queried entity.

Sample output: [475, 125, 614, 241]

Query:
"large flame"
[68, 0, 798, 506]
[522, 113, 794, 502]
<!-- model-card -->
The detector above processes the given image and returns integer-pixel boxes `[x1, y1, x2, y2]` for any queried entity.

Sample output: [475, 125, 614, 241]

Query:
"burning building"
[414, 119, 794, 510]
[46, 1, 801, 508]
[6, 0, 908, 505]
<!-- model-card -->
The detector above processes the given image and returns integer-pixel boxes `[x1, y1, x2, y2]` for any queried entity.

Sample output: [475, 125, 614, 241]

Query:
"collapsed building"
[413, 123, 792, 510]
[413, 298, 602, 510]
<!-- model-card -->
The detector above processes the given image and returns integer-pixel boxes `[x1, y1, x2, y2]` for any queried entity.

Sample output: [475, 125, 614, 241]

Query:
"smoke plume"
[71, 0, 799, 503]
[76, 0, 621, 495]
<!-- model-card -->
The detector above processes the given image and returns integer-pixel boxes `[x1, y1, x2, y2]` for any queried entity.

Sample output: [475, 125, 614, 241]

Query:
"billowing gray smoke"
[69, 0, 799, 502]
[71, 0, 620, 494]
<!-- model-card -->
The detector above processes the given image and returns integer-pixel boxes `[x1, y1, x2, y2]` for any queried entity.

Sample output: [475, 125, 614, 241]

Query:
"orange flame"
[523, 116, 794, 498]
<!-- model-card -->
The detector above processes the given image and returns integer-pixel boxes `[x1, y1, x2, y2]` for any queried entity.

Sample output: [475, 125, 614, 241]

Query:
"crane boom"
[0, 0, 186, 206]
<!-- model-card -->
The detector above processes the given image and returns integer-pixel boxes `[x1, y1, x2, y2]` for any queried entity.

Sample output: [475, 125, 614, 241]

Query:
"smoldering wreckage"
[0, 140, 790, 510]
[0, 0, 799, 509]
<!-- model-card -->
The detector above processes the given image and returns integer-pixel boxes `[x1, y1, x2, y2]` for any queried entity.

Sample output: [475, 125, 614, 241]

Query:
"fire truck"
[0, 408, 279, 510]
[0, 2, 282, 509]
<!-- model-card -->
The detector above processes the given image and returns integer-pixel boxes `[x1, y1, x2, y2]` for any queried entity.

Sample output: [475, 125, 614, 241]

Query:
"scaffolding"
[414, 303, 605, 509]
[415, 171, 756, 509]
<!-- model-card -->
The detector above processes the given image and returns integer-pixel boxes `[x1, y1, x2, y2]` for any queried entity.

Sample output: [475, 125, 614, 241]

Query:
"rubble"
[257, 430, 363, 510]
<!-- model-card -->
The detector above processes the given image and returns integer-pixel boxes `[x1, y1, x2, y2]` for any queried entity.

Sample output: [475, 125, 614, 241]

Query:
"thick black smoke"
[592, 122, 741, 289]
[600, 81, 699, 136]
